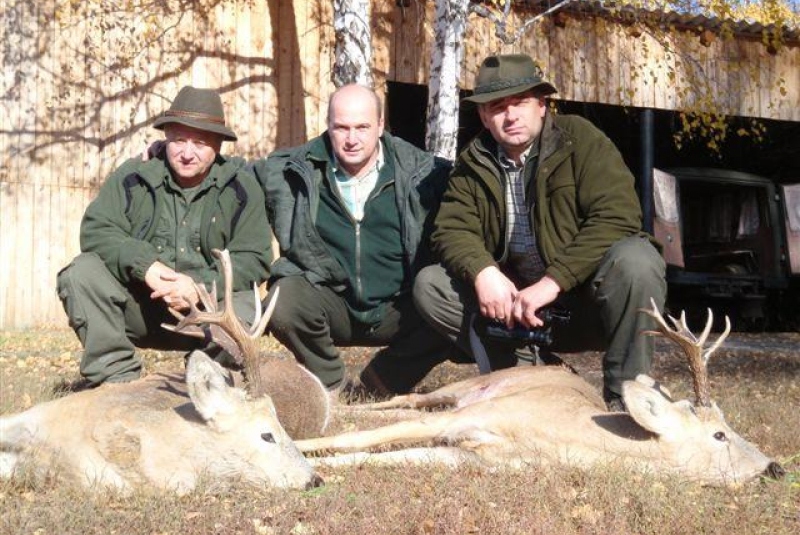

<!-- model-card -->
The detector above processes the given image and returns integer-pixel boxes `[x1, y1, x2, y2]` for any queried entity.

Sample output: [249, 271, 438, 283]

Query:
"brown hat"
[153, 86, 237, 141]
[463, 54, 557, 104]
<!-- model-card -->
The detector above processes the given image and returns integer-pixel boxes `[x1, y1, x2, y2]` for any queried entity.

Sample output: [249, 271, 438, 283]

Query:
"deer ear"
[623, 380, 692, 438]
[186, 351, 246, 428]
[634, 374, 674, 401]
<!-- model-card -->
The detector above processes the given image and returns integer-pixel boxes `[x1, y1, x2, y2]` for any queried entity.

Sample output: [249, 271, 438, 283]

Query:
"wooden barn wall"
[1, 0, 797, 330]
[0, 0, 336, 330]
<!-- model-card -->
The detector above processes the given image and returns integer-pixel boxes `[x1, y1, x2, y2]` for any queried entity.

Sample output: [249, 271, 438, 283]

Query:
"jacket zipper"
[354, 222, 362, 298]
[472, 148, 510, 263]
[354, 180, 394, 302]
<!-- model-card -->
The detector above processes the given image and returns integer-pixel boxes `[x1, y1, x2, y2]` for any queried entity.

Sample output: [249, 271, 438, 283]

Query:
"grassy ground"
[0, 329, 798, 535]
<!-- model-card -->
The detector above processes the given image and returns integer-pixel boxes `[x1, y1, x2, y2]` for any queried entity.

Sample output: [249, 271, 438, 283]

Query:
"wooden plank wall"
[1, 0, 797, 329]
[0, 0, 335, 329]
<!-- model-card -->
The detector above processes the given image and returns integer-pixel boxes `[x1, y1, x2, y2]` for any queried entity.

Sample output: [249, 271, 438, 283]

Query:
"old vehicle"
[651, 167, 799, 328]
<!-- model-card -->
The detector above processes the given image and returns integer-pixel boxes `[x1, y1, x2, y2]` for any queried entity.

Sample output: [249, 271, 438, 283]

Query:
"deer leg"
[355, 391, 460, 410]
[296, 412, 462, 453]
[310, 447, 478, 468]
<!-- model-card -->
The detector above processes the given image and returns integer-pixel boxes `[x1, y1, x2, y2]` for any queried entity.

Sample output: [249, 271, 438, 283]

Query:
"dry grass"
[1, 329, 798, 535]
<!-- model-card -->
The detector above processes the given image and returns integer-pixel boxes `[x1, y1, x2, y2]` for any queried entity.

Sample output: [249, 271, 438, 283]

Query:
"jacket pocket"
[189, 229, 202, 252]
[56, 261, 86, 331]
[545, 171, 575, 195]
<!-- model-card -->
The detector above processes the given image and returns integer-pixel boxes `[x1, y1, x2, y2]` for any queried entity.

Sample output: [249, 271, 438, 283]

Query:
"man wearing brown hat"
[413, 54, 666, 411]
[57, 86, 272, 387]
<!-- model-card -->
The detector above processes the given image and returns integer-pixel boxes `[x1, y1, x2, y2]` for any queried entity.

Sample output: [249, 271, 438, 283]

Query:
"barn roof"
[515, 0, 800, 43]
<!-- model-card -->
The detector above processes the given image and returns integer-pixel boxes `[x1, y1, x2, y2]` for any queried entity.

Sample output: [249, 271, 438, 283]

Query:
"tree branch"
[469, 0, 579, 45]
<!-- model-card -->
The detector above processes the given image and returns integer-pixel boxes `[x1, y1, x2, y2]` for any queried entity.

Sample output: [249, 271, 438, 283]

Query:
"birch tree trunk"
[425, 0, 470, 161]
[332, 0, 373, 87]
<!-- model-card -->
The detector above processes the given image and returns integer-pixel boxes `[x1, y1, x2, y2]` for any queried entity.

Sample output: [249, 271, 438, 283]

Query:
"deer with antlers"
[0, 249, 327, 492]
[163, 249, 330, 440]
[297, 300, 784, 486]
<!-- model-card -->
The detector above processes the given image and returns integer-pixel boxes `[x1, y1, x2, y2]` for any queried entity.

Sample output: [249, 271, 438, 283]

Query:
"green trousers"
[413, 236, 667, 400]
[265, 275, 453, 393]
[56, 252, 255, 386]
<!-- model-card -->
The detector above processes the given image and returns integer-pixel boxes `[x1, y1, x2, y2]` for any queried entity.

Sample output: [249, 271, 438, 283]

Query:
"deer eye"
[261, 432, 275, 443]
[713, 431, 727, 442]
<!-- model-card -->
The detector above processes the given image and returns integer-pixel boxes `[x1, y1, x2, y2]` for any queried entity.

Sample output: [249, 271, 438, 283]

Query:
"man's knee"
[604, 237, 666, 288]
[266, 276, 320, 333]
[413, 264, 454, 320]
[57, 252, 109, 292]
[57, 253, 122, 328]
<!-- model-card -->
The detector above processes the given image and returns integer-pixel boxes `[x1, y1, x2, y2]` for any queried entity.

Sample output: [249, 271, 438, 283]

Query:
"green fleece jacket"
[79, 153, 272, 292]
[433, 112, 651, 292]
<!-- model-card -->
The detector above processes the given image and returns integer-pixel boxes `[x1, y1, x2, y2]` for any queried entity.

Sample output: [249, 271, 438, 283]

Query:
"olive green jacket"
[79, 153, 273, 292]
[432, 112, 650, 292]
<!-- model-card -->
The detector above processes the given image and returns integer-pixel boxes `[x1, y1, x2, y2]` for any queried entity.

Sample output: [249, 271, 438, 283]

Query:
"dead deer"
[297, 300, 784, 487]
[0, 249, 326, 492]
[163, 249, 330, 440]
[0, 352, 321, 492]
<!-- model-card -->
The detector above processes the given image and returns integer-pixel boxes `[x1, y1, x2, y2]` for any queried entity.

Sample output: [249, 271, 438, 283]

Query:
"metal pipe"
[640, 108, 655, 234]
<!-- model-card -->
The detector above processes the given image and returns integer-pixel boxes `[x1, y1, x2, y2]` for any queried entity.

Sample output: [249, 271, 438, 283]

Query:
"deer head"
[163, 249, 331, 440]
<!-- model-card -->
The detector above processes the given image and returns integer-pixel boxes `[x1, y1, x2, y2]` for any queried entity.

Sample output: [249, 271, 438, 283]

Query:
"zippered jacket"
[433, 112, 655, 292]
[251, 132, 450, 317]
[79, 153, 273, 292]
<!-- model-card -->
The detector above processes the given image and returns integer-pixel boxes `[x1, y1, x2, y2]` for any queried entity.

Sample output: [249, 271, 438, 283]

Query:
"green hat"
[153, 86, 237, 141]
[463, 54, 557, 104]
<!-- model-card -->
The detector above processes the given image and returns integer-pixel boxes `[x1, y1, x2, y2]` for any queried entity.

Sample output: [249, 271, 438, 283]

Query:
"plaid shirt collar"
[497, 139, 539, 171]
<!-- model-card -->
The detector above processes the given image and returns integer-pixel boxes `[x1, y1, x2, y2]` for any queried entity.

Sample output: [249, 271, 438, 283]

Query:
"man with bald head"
[251, 84, 453, 398]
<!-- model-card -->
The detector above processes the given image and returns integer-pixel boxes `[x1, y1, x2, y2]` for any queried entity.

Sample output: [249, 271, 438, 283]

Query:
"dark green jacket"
[433, 112, 650, 292]
[80, 153, 273, 292]
[251, 132, 450, 320]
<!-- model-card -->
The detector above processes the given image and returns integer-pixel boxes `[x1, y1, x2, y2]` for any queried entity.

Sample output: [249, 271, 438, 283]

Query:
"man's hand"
[145, 261, 200, 310]
[474, 265, 518, 327]
[512, 275, 561, 328]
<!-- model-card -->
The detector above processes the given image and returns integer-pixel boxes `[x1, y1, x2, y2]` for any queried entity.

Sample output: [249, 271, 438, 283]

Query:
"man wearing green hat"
[57, 86, 272, 387]
[414, 54, 666, 411]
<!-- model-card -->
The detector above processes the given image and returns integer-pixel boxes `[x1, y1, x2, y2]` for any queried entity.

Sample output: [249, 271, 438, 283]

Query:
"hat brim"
[463, 81, 558, 104]
[153, 116, 238, 142]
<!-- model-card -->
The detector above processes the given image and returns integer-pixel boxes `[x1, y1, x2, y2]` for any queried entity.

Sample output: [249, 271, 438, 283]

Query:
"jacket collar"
[294, 131, 435, 196]
[307, 133, 334, 164]
[538, 112, 563, 162]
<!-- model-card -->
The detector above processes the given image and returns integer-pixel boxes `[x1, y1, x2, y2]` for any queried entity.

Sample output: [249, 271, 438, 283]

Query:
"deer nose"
[763, 462, 785, 480]
[306, 473, 325, 490]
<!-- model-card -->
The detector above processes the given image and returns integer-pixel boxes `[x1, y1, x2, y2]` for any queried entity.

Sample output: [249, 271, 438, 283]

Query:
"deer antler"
[641, 298, 730, 408]
[163, 249, 277, 395]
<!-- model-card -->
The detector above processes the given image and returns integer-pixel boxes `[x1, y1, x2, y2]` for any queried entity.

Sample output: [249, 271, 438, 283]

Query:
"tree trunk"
[332, 0, 373, 87]
[425, 0, 470, 161]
